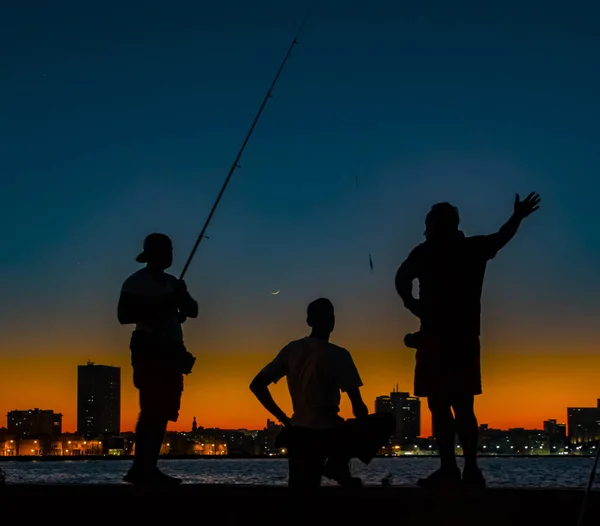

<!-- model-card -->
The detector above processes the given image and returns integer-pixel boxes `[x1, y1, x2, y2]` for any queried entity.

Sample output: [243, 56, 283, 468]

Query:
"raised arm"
[485, 192, 541, 253]
[249, 350, 291, 426]
[394, 249, 421, 319]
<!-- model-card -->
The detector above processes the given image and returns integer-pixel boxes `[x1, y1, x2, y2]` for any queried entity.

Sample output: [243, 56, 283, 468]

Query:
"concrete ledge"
[2, 484, 599, 525]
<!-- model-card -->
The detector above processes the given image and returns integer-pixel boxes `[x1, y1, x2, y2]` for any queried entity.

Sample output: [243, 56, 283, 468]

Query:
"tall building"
[567, 401, 600, 445]
[375, 395, 394, 415]
[7, 409, 62, 438]
[375, 387, 421, 443]
[77, 361, 121, 438]
[390, 389, 421, 443]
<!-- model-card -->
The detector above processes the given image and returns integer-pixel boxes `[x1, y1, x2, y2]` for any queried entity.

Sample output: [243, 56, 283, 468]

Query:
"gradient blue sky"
[1, 1, 599, 431]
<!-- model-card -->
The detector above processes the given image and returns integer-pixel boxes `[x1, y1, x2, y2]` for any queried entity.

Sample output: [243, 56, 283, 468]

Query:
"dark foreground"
[2, 484, 599, 525]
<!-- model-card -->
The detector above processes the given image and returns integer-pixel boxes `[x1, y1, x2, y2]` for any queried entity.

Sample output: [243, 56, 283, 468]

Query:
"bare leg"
[417, 395, 461, 488]
[452, 395, 478, 470]
[452, 394, 485, 487]
[429, 395, 457, 470]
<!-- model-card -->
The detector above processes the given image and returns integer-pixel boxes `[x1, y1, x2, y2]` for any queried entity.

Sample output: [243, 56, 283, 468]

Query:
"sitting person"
[249, 297, 395, 489]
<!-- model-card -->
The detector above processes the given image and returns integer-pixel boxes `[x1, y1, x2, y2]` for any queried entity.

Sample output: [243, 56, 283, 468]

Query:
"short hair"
[427, 202, 460, 229]
[307, 298, 334, 324]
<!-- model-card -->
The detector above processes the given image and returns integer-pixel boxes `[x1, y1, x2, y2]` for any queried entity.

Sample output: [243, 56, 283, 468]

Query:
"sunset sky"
[1, 1, 599, 438]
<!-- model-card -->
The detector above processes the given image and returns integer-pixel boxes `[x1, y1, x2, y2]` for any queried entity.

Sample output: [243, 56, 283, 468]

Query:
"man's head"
[306, 298, 335, 335]
[425, 202, 460, 241]
[136, 233, 173, 270]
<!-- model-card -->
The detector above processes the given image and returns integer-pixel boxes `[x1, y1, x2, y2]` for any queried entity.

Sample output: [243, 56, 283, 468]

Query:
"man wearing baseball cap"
[118, 233, 198, 485]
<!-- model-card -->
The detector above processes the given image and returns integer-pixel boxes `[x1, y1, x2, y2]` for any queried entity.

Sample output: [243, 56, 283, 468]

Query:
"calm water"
[1, 457, 599, 487]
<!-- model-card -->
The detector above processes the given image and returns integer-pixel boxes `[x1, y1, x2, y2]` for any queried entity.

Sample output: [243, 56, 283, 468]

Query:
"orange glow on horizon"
[2, 336, 599, 439]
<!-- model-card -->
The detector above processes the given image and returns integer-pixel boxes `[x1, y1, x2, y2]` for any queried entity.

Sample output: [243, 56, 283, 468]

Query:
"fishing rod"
[576, 443, 600, 526]
[179, 5, 315, 280]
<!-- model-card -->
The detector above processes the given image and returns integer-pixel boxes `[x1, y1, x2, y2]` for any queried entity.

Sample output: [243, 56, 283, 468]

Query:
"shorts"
[130, 331, 185, 422]
[414, 333, 481, 398]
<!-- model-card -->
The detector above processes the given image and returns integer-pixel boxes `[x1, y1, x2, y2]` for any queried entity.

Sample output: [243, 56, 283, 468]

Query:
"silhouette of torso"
[410, 233, 498, 337]
[261, 337, 362, 429]
[121, 268, 183, 343]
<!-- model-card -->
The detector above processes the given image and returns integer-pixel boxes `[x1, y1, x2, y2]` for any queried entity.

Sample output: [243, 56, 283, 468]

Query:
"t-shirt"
[120, 268, 183, 343]
[261, 337, 363, 429]
[400, 232, 501, 336]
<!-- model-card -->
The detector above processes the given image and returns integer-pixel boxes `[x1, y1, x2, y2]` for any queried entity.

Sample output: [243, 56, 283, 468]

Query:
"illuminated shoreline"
[0, 454, 596, 461]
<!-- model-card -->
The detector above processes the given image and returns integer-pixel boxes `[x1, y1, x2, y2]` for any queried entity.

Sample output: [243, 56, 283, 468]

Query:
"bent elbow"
[249, 378, 259, 393]
[184, 300, 199, 319]
[249, 374, 265, 393]
[394, 275, 408, 296]
[396, 286, 411, 302]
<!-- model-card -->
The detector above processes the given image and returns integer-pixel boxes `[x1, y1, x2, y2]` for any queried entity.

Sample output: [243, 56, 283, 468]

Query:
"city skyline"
[1, 4, 600, 439]
[5, 351, 600, 437]
[5, 362, 599, 440]
[3, 401, 598, 459]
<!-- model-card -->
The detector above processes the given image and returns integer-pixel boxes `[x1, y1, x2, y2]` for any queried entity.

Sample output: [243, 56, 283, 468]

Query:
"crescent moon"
[271, 290, 280, 295]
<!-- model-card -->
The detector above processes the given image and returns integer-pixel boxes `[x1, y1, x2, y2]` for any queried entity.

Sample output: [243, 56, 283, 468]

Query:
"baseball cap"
[136, 233, 172, 263]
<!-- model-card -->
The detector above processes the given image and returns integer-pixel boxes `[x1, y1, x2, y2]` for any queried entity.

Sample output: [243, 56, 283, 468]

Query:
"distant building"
[266, 419, 280, 430]
[77, 361, 120, 438]
[375, 396, 394, 415]
[390, 389, 421, 443]
[375, 387, 421, 443]
[543, 419, 567, 451]
[7, 409, 62, 438]
[567, 401, 600, 445]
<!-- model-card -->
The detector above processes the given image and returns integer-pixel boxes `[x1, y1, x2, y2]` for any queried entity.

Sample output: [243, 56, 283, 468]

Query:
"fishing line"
[355, 175, 374, 274]
[179, 2, 317, 280]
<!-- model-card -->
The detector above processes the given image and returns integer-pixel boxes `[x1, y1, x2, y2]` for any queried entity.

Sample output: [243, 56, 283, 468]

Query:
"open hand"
[514, 192, 541, 219]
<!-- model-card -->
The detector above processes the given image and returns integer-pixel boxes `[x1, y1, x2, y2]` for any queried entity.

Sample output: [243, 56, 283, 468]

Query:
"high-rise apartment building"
[77, 361, 121, 438]
[567, 401, 600, 445]
[375, 395, 394, 415]
[390, 389, 421, 443]
[375, 386, 421, 443]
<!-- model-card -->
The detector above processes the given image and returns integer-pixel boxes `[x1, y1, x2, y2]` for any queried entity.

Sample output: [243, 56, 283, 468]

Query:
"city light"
[1, 374, 599, 458]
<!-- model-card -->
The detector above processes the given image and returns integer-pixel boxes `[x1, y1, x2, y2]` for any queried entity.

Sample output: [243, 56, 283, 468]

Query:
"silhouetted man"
[118, 233, 198, 485]
[250, 298, 395, 490]
[395, 192, 541, 489]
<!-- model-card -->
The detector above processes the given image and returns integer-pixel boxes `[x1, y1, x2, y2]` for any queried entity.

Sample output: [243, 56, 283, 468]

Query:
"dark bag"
[176, 349, 196, 375]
